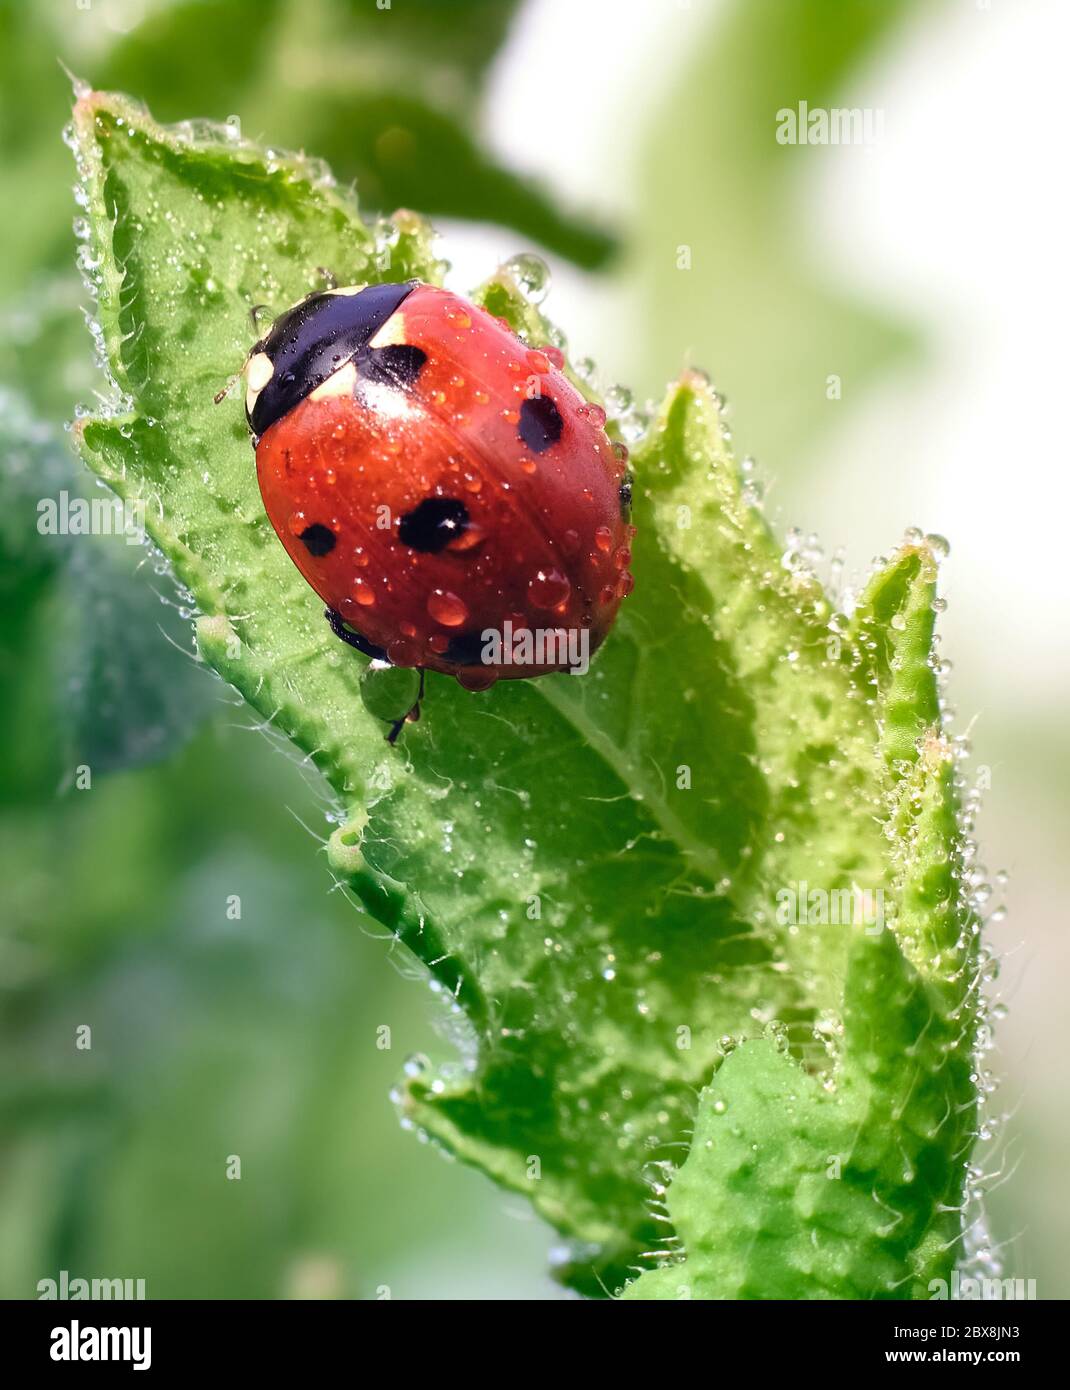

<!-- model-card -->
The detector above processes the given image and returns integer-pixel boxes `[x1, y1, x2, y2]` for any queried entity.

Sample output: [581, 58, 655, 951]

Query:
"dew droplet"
[527, 568, 571, 611]
[503, 252, 551, 304]
[458, 667, 497, 691]
[427, 588, 469, 627]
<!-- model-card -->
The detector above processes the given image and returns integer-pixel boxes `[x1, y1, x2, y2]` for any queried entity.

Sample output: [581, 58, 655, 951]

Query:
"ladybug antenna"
[213, 347, 255, 406]
[214, 301, 276, 403]
[315, 266, 338, 290]
[213, 368, 244, 406]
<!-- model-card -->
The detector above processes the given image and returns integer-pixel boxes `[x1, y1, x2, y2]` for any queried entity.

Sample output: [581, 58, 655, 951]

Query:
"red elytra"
[246, 280, 634, 687]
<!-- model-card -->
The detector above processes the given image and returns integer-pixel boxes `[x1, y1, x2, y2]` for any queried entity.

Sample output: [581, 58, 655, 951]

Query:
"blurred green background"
[1, 0, 1065, 1299]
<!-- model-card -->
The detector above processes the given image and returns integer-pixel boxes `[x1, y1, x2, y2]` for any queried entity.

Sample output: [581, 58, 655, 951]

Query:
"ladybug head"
[244, 280, 420, 437]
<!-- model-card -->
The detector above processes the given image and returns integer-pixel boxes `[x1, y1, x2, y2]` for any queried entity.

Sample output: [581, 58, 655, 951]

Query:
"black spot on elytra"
[299, 522, 336, 557]
[358, 344, 428, 388]
[444, 630, 489, 666]
[518, 395, 563, 454]
[619, 474, 633, 519]
[398, 497, 469, 553]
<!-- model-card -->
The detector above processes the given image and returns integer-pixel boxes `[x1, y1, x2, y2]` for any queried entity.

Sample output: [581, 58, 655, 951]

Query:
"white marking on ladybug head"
[244, 351, 274, 417]
[324, 284, 367, 298]
[368, 311, 409, 349]
[309, 360, 358, 400]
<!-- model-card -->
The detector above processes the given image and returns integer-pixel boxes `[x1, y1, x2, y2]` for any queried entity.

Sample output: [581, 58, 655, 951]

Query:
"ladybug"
[241, 279, 634, 738]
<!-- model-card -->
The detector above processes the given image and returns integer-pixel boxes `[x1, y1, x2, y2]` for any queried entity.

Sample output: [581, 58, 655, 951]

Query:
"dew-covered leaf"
[71, 91, 981, 1296]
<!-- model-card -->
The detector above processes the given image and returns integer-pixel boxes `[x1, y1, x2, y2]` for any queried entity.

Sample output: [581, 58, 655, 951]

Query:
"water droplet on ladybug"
[427, 589, 469, 627]
[449, 522, 486, 553]
[525, 349, 551, 374]
[386, 638, 421, 667]
[527, 568, 571, 611]
[595, 526, 613, 553]
[351, 577, 376, 606]
[444, 303, 472, 329]
[580, 403, 608, 429]
[458, 668, 498, 692]
[544, 345, 565, 369]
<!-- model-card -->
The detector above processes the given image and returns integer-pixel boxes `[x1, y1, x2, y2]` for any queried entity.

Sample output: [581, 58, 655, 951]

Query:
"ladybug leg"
[324, 607, 387, 660]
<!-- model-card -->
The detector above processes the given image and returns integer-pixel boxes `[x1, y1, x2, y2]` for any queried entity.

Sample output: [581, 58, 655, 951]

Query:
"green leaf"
[624, 755, 979, 1300]
[71, 90, 980, 1297]
[622, 548, 981, 1298]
